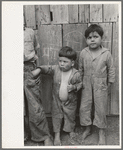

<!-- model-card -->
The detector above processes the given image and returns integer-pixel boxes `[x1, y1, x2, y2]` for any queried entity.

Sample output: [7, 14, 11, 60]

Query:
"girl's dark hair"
[59, 46, 77, 61]
[85, 24, 104, 38]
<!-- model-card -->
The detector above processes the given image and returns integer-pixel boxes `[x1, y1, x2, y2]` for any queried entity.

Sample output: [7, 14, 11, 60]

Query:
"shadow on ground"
[24, 115, 119, 146]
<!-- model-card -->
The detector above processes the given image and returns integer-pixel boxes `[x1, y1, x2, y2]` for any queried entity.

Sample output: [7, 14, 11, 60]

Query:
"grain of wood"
[24, 5, 36, 29]
[110, 22, 119, 115]
[50, 5, 69, 24]
[90, 4, 102, 22]
[68, 5, 78, 23]
[37, 25, 62, 113]
[99, 23, 112, 51]
[63, 24, 87, 52]
[79, 4, 89, 23]
[35, 5, 50, 26]
[103, 4, 118, 22]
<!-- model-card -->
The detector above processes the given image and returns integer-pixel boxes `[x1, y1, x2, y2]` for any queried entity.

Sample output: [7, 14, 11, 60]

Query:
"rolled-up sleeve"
[37, 65, 56, 76]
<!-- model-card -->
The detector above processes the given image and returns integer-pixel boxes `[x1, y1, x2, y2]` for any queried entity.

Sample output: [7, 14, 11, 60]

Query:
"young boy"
[79, 24, 115, 145]
[32, 46, 82, 145]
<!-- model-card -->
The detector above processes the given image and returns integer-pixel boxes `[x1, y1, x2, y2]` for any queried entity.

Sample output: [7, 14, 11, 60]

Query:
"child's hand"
[67, 84, 76, 92]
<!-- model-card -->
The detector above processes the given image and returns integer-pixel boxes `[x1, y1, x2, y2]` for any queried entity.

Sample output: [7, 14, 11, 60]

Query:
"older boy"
[24, 19, 53, 145]
[32, 46, 82, 145]
[79, 24, 115, 145]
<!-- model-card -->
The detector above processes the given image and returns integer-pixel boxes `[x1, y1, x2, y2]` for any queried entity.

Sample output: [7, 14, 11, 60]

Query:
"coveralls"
[24, 27, 50, 142]
[79, 46, 115, 128]
[38, 65, 82, 132]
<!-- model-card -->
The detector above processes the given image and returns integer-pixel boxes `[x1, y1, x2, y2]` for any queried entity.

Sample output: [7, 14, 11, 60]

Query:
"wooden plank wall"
[24, 4, 119, 115]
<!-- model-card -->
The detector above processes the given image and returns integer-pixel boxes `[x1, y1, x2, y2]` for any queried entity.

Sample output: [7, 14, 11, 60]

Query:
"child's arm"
[36, 65, 56, 76]
[31, 68, 41, 77]
[107, 52, 115, 84]
[31, 65, 55, 78]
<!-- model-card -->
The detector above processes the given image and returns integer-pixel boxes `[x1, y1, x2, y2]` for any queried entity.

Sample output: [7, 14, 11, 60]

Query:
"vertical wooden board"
[90, 4, 102, 22]
[24, 5, 36, 29]
[99, 23, 112, 114]
[68, 5, 78, 23]
[63, 24, 87, 52]
[110, 22, 119, 115]
[35, 5, 51, 26]
[38, 25, 62, 65]
[99, 23, 112, 51]
[74, 51, 81, 70]
[103, 4, 118, 22]
[63, 24, 87, 70]
[39, 75, 53, 113]
[79, 4, 89, 23]
[50, 5, 69, 24]
[37, 25, 62, 113]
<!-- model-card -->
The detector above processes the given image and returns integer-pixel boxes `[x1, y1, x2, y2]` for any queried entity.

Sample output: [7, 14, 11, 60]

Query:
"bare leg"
[82, 125, 91, 142]
[24, 116, 29, 142]
[54, 132, 61, 146]
[69, 131, 76, 144]
[98, 128, 106, 145]
[44, 137, 53, 146]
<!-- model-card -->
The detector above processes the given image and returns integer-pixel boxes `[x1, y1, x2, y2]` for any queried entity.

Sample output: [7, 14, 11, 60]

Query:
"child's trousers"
[24, 62, 51, 142]
[79, 76, 108, 129]
[52, 100, 77, 133]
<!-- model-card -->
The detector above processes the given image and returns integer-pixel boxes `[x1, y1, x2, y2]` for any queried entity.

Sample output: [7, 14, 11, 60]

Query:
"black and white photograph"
[2, 1, 121, 149]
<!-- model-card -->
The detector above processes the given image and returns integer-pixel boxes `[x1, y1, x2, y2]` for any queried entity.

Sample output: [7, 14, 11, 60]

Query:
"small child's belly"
[59, 82, 68, 101]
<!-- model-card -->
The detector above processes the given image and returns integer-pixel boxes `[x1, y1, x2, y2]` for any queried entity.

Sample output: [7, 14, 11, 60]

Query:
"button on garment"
[79, 46, 115, 128]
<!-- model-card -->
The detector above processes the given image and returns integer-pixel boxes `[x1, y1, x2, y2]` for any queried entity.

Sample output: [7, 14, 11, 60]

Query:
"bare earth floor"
[24, 115, 119, 146]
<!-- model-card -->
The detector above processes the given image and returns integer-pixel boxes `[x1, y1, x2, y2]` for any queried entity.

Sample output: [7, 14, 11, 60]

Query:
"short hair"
[59, 46, 77, 61]
[85, 24, 104, 38]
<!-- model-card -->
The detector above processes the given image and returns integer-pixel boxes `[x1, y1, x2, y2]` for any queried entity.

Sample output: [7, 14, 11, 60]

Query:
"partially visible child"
[79, 24, 115, 145]
[24, 17, 53, 145]
[31, 46, 82, 145]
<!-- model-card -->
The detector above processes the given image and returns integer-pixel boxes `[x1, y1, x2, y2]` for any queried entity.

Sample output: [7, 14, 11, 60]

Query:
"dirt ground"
[24, 115, 119, 146]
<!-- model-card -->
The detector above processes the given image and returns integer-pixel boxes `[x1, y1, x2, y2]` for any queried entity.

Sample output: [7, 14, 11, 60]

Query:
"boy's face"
[86, 31, 102, 50]
[59, 57, 74, 72]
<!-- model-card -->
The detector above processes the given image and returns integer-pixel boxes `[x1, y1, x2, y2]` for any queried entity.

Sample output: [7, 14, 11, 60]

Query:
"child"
[24, 18, 53, 145]
[79, 24, 115, 145]
[32, 46, 82, 145]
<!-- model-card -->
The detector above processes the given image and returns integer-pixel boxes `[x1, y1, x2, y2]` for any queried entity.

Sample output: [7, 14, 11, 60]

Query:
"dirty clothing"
[24, 61, 51, 142]
[38, 65, 82, 132]
[79, 46, 115, 128]
[24, 27, 39, 62]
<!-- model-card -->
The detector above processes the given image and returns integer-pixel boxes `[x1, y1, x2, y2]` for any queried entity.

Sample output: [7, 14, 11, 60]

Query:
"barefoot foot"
[54, 132, 61, 146]
[69, 132, 76, 144]
[44, 137, 53, 146]
[81, 126, 91, 143]
[98, 129, 106, 145]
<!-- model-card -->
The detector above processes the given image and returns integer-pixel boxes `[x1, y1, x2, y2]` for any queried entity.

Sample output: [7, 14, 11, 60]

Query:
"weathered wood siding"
[24, 4, 120, 115]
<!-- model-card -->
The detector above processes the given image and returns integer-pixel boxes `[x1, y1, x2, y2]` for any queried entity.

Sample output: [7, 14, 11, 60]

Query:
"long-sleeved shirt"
[24, 27, 40, 62]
